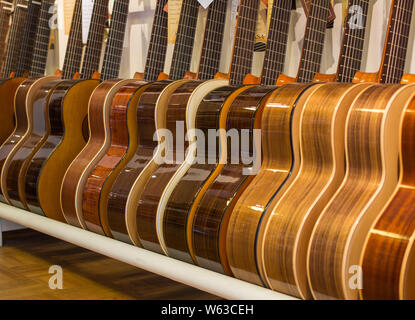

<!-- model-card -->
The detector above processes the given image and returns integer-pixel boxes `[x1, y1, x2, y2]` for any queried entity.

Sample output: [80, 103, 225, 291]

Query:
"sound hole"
[82, 116, 89, 142]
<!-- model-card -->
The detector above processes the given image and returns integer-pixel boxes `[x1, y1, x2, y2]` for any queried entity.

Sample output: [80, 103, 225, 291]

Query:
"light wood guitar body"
[256, 83, 372, 299]
[307, 84, 415, 300]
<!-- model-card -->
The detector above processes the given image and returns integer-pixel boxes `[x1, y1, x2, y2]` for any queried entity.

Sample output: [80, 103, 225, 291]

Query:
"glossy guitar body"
[1, 79, 63, 209]
[224, 83, 316, 285]
[308, 84, 415, 300]
[362, 90, 415, 300]
[81, 80, 149, 236]
[61, 79, 133, 228]
[124, 79, 191, 247]
[24, 79, 100, 219]
[255, 83, 371, 299]
[190, 86, 275, 275]
[0, 77, 27, 145]
[161, 85, 251, 264]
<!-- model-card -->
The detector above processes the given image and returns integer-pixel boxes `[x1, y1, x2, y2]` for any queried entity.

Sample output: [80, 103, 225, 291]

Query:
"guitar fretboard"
[336, 0, 369, 82]
[261, 0, 292, 85]
[15, 0, 42, 77]
[101, 0, 130, 80]
[1, 0, 29, 77]
[0, 1, 14, 73]
[380, 0, 414, 84]
[30, 0, 55, 77]
[144, 0, 168, 81]
[229, 0, 260, 86]
[169, 0, 200, 80]
[197, 0, 227, 81]
[61, 0, 83, 79]
[80, 0, 109, 79]
[296, 0, 330, 83]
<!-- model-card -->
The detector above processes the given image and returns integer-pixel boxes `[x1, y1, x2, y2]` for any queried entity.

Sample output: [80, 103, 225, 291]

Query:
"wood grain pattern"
[0, 77, 58, 204]
[225, 83, 315, 286]
[60, 80, 133, 228]
[25, 80, 100, 220]
[190, 86, 275, 275]
[307, 84, 414, 300]
[256, 83, 371, 299]
[362, 91, 415, 300]
[82, 81, 149, 236]
[2, 80, 63, 209]
[161, 85, 249, 264]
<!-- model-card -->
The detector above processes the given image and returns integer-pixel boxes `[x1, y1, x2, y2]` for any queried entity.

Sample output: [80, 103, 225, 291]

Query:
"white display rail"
[0, 203, 296, 300]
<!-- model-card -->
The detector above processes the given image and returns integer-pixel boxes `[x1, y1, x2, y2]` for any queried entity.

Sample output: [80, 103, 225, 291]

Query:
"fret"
[296, 0, 330, 83]
[61, 0, 83, 79]
[15, 0, 42, 77]
[1, 0, 29, 77]
[144, 0, 168, 81]
[197, 0, 227, 80]
[100, 0, 130, 80]
[229, 0, 260, 86]
[380, 0, 414, 84]
[80, 0, 109, 79]
[30, 0, 55, 76]
[169, 0, 200, 80]
[261, 0, 292, 85]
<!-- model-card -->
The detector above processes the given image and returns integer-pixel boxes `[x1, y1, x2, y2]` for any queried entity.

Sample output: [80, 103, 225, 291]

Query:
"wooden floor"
[0, 229, 218, 300]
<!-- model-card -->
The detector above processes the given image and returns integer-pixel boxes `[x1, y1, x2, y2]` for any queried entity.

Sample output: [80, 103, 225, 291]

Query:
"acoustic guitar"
[0, 0, 107, 210]
[24, 0, 130, 222]
[361, 89, 415, 300]
[78, 0, 228, 238]
[229, 0, 370, 298]
[160, 0, 292, 266]
[0, 0, 57, 204]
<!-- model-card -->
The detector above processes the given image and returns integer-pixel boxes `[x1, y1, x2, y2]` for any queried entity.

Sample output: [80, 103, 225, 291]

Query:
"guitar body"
[308, 84, 415, 300]
[24, 79, 100, 219]
[162, 85, 250, 264]
[155, 79, 228, 258]
[224, 83, 315, 286]
[190, 86, 275, 275]
[81, 80, 149, 236]
[255, 83, 371, 299]
[0, 77, 27, 145]
[134, 80, 209, 254]
[1, 79, 63, 209]
[124, 79, 190, 247]
[362, 92, 415, 300]
[60, 79, 133, 228]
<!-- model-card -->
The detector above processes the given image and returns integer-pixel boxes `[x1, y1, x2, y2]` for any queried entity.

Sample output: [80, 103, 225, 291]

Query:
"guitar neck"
[296, 0, 330, 83]
[260, 0, 292, 85]
[197, 0, 228, 81]
[100, 0, 130, 80]
[30, 0, 55, 77]
[379, 0, 414, 84]
[0, 1, 14, 71]
[144, 0, 168, 81]
[1, 0, 29, 77]
[228, 0, 260, 86]
[80, 0, 109, 79]
[61, 0, 83, 79]
[15, 0, 42, 77]
[169, 0, 200, 80]
[336, 0, 369, 82]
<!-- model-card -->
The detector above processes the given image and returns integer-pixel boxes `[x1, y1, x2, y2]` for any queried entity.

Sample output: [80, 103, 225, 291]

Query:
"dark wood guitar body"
[135, 81, 205, 254]
[60, 79, 132, 228]
[3, 80, 63, 209]
[24, 79, 100, 219]
[162, 85, 247, 264]
[107, 81, 176, 243]
[81, 81, 149, 236]
[190, 86, 275, 275]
